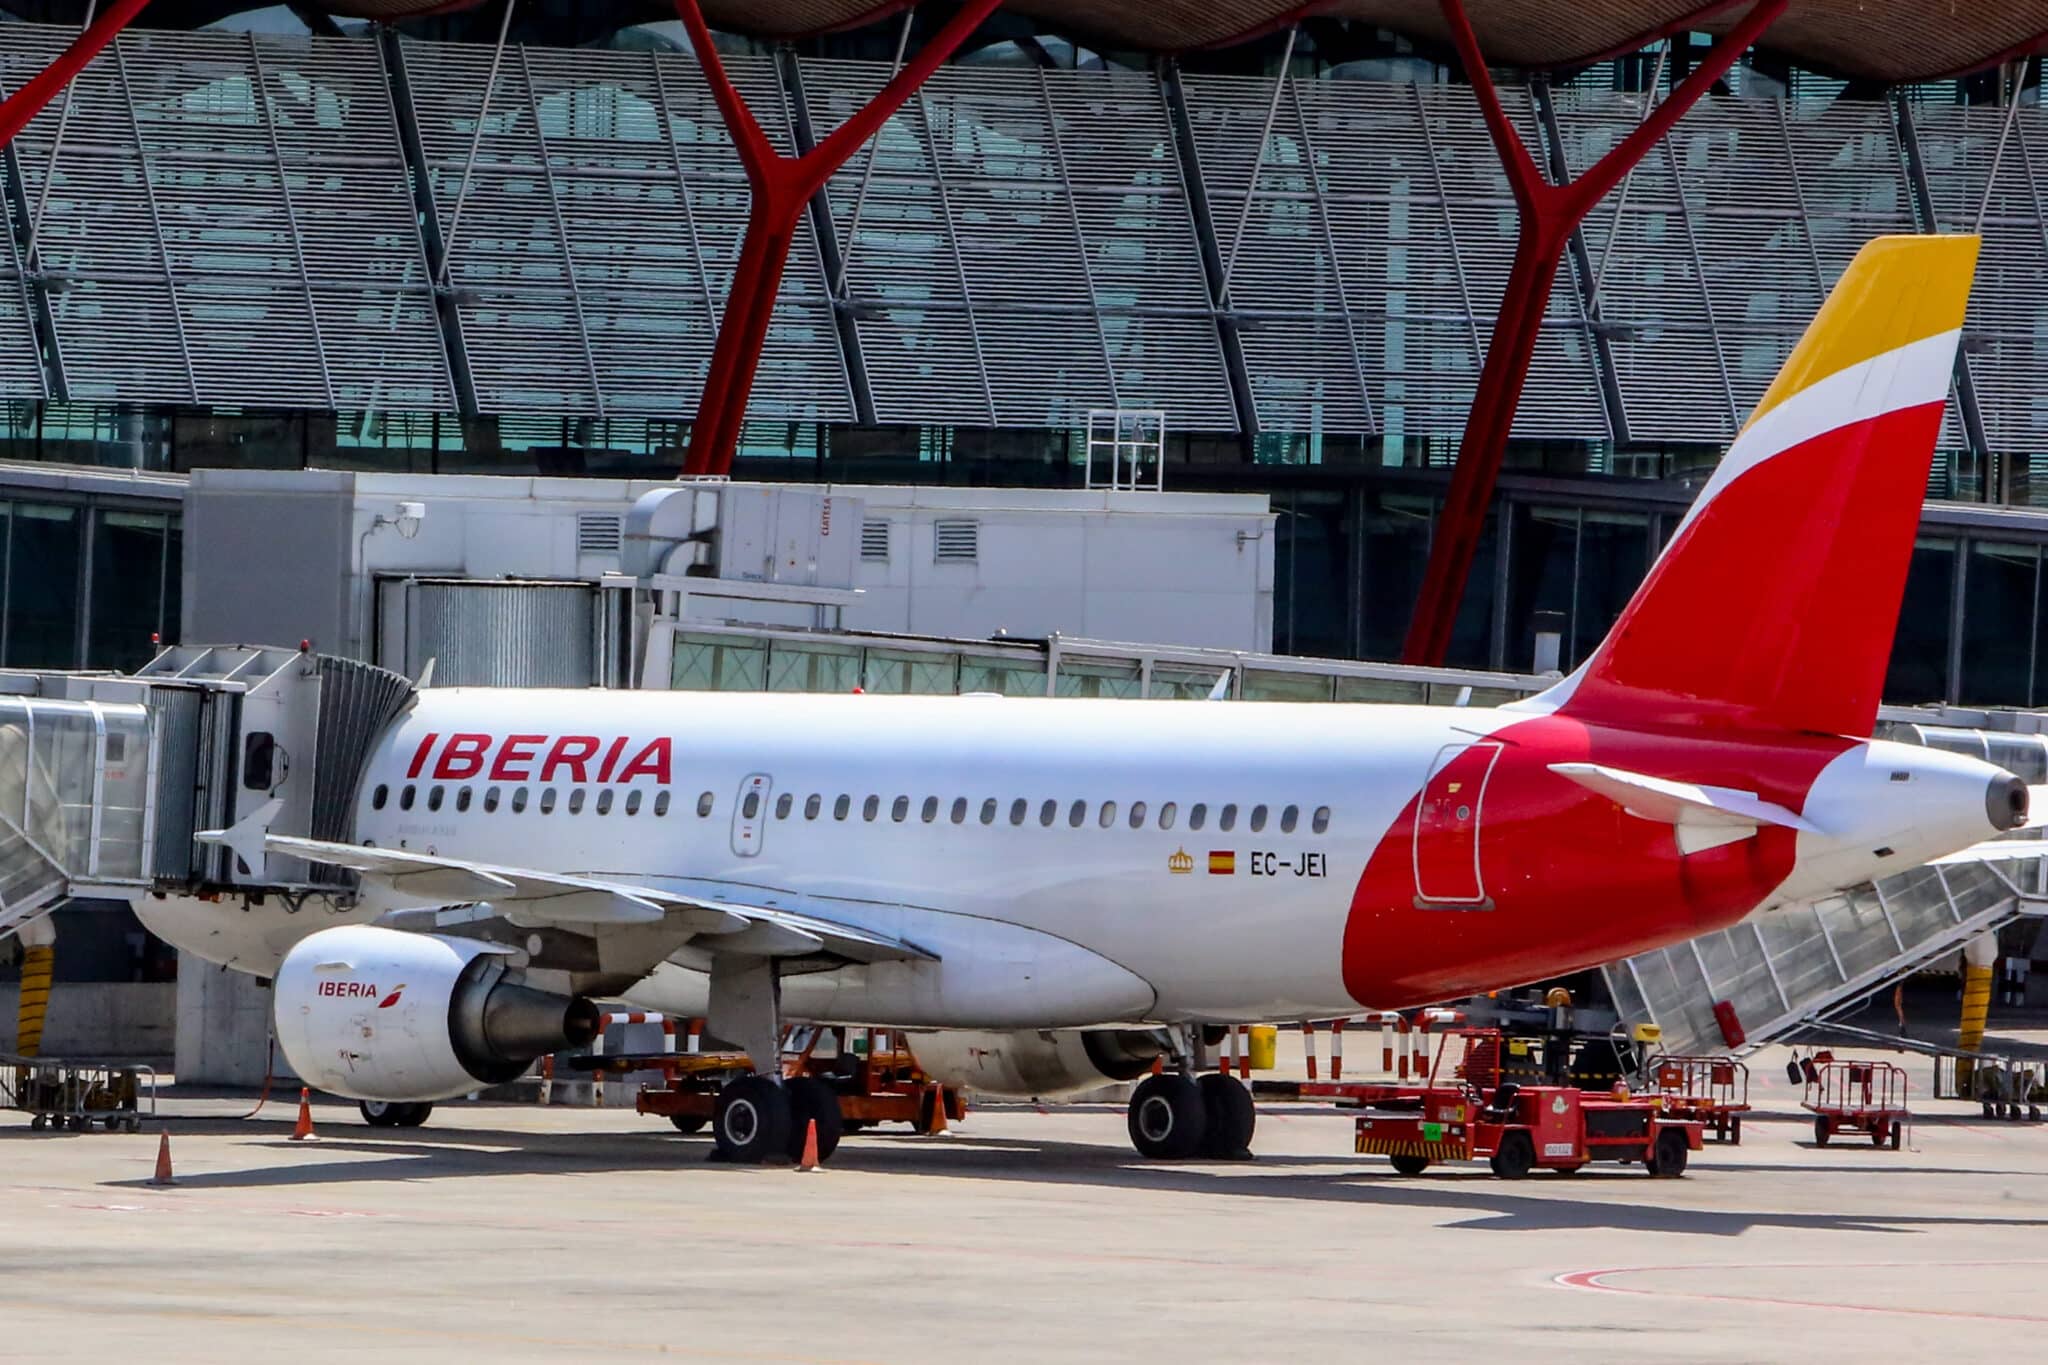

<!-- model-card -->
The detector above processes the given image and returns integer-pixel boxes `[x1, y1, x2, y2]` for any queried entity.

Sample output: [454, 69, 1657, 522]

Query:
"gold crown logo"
[1167, 847, 1194, 875]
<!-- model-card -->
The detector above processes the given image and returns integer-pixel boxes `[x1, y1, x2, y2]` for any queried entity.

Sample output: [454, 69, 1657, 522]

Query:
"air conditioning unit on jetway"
[624, 484, 862, 590]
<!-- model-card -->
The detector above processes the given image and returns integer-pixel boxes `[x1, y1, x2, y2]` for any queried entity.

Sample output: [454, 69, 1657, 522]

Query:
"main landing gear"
[1126, 1069, 1256, 1161]
[708, 1074, 845, 1165]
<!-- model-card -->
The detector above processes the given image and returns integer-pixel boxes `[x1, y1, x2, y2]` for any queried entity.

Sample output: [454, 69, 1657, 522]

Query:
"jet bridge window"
[921, 797, 939, 823]
[1188, 803, 1206, 830]
[456, 787, 472, 813]
[512, 786, 529, 813]
[484, 786, 501, 813]
[372, 784, 389, 810]
[1281, 805, 1298, 833]
[1219, 804, 1238, 832]
[1099, 801, 1117, 828]
[427, 786, 445, 812]
[569, 789, 586, 814]
[540, 788, 558, 814]
[1250, 805, 1267, 833]
[1312, 806, 1330, 834]
[399, 786, 416, 811]
[1158, 802, 1177, 830]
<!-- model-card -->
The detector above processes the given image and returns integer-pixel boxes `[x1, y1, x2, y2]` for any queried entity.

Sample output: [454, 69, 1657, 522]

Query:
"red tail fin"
[1540, 235, 1979, 736]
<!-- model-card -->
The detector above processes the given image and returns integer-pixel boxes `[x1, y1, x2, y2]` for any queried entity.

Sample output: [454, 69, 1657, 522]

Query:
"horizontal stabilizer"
[1550, 763, 1822, 841]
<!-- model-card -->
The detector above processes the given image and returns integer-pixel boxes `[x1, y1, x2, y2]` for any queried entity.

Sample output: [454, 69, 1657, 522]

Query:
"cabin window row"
[372, 782, 1332, 836]
[745, 791, 1332, 835]
[371, 783, 679, 817]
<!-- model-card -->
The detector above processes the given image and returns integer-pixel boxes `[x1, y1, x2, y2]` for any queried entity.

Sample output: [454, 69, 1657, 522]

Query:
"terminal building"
[0, 1, 2044, 1070]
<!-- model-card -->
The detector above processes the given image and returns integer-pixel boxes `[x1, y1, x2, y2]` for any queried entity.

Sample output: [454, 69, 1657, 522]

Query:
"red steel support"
[0, 0, 153, 148]
[1399, 0, 1783, 665]
[675, 0, 1001, 477]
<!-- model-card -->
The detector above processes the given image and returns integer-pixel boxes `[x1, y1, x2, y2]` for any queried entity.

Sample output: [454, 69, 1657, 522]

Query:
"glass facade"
[0, 497, 178, 672]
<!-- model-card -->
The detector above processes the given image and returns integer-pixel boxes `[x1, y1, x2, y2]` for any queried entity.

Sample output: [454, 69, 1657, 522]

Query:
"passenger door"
[1412, 742, 1501, 907]
[730, 773, 772, 857]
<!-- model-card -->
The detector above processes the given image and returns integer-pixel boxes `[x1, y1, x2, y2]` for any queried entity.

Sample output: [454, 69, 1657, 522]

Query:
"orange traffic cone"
[149, 1129, 175, 1186]
[927, 1085, 949, 1136]
[797, 1118, 821, 1172]
[290, 1087, 316, 1141]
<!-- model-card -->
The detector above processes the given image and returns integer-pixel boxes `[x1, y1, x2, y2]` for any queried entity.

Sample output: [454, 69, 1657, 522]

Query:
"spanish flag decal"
[1208, 851, 1235, 875]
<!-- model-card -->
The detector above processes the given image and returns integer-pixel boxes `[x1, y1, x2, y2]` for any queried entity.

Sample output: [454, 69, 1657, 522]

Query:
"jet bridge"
[0, 645, 414, 944]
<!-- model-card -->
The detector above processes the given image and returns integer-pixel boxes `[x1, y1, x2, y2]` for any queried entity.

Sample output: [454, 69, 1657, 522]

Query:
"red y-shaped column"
[0, 0, 152, 147]
[675, 0, 1001, 477]
[1400, 0, 1784, 665]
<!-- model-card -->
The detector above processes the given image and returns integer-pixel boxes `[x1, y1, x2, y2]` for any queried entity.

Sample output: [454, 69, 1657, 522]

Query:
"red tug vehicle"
[1350, 1026, 1701, 1177]
[1257, 1010, 1704, 1178]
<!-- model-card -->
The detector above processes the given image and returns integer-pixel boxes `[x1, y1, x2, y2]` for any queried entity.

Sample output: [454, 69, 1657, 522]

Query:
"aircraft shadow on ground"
[89, 1112, 2048, 1239]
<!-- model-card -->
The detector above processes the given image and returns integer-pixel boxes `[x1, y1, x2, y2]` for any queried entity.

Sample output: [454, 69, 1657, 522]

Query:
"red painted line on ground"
[1556, 1260, 2048, 1325]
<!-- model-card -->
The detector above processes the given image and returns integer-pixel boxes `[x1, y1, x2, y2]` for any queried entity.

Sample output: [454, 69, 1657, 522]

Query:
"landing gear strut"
[703, 954, 846, 1165]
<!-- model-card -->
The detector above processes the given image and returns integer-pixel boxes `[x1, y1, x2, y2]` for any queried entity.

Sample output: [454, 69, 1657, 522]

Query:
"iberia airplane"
[145, 234, 2021, 1164]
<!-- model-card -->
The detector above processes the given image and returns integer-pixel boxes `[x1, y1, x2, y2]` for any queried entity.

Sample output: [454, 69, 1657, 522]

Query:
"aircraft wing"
[196, 822, 935, 966]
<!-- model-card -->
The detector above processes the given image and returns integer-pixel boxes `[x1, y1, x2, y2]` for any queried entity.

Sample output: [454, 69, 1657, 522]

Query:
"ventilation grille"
[577, 513, 624, 555]
[933, 520, 979, 563]
[861, 519, 890, 562]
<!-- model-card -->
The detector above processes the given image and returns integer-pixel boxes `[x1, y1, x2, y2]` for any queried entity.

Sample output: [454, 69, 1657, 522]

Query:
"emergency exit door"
[731, 774, 772, 856]
[1412, 742, 1501, 906]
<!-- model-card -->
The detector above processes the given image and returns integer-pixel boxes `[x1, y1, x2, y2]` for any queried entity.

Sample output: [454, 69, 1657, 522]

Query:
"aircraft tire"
[713, 1075, 792, 1164]
[784, 1077, 844, 1164]
[396, 1102, 433, 1129]
[1127, 1073, 1206, 1160]
[1196, 1073, 1256, 1159]
[360, 1100, 402, 1128]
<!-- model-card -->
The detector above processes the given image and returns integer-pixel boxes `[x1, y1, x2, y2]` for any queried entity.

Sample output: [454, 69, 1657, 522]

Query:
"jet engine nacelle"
[908, 1028, 1172, 1099]
[274, 925, 599, 1102]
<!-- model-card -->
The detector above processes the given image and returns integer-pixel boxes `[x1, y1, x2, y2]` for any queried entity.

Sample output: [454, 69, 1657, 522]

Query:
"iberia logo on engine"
[318, 981, 407, 1008]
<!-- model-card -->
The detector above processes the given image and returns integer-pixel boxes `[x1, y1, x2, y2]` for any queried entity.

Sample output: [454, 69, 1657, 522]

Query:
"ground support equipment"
[2, 1054, 155, 1132]
[1257, 1026, 1702, 1178]
[569, 1026, 963, 1162]
[1650, 1054, 1752, 1144]
[1800, 1052, 1909, 1148]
